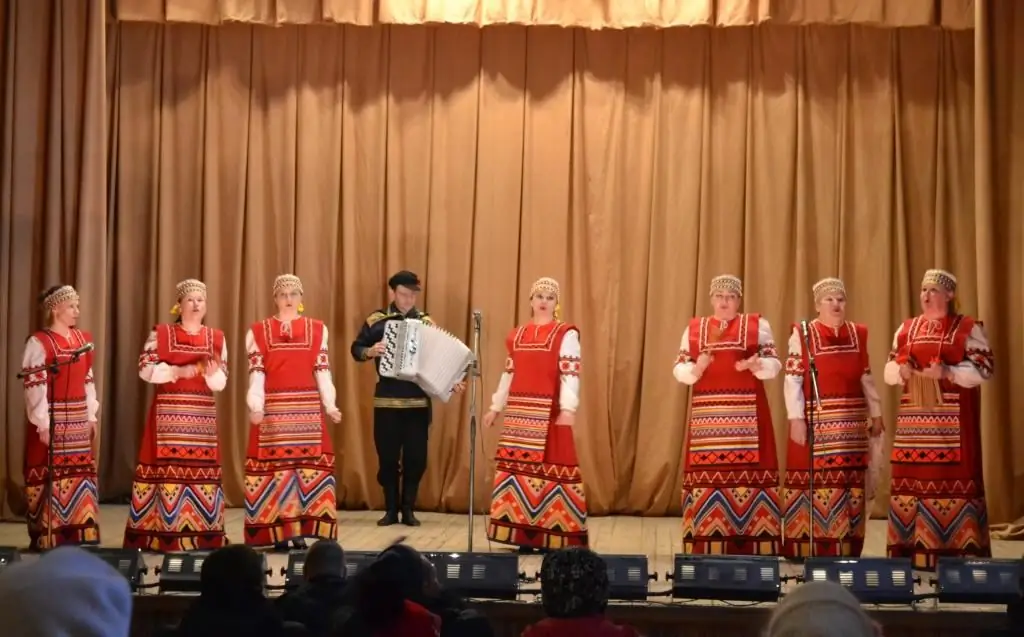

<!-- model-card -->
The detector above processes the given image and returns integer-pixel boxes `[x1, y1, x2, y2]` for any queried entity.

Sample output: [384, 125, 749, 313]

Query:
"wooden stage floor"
[0, 504, 1020, 608]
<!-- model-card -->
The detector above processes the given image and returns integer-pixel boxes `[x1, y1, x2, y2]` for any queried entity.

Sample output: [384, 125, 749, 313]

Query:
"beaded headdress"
[273, 274, 304, 313]
[709, 274, 742, 297]
[922, 269, 957, 293]
[170, 279, 207, 315]
[530, 277, 561, 320]
[42, 285, 79, 312]
[812, 277, 846, 303]
[273, 274, 303, 295]
[530, 277, 560, 300]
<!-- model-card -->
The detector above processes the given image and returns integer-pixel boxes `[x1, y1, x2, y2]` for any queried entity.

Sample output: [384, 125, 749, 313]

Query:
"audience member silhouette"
[522, 547, 640, 637]
[276, 539, 349, 637]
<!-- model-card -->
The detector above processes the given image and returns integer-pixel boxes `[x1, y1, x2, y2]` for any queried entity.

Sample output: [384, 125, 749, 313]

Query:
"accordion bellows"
[379, 319, 473, 402]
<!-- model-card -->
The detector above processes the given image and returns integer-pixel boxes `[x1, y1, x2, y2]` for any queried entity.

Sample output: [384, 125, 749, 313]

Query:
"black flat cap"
[388, 270, 421, 291]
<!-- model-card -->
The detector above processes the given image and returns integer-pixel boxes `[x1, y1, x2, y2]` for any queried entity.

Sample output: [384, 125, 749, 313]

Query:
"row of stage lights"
[0, 546, 1021, 609]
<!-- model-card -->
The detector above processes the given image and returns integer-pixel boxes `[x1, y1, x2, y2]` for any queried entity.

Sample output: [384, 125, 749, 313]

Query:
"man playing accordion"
[350, 270, 464, 527]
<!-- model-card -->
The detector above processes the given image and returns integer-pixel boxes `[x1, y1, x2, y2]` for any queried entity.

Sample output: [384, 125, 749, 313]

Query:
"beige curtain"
[113, 0, 975, 29]
[979, 0, 1024, 538]
[2, 0, 1024, 529]
[0, 0, 107, 518]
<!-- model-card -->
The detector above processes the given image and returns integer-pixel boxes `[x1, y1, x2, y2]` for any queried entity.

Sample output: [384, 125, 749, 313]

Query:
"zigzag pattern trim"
[682, 487, 782, 538]
[783, 486, 866, 539]
[244, 466, 337, 521]
[488, 473, 587, 530]
[887, 496, 989, 547]
[128, 482, 226, 530]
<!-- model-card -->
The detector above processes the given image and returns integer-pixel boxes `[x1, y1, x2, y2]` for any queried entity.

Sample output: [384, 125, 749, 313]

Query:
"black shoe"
[517, 546, 535, 554]
[378, 484, 400, 526]
[292, 538, 308, 549]
[401, 507, 421, 527]
[273, 542, 290, 552]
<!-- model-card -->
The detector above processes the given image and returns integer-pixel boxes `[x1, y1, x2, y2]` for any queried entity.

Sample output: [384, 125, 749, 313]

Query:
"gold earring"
[170, 303, 181, 315]
[298, 302, 305, 314]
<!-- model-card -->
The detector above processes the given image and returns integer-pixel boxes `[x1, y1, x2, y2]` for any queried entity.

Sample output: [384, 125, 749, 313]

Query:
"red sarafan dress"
[674, 313, 783, 555]
[487, 321, 587, 550]
[123, 323, 228, 552]
[782, 320, 880, 558]
[884, 314, 994, 570]
[242, 316, 338, 546]
[20, 329, 101, 551]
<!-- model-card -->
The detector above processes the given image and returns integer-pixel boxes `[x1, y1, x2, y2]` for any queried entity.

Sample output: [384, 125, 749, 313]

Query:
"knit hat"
[539, 547, 610, 618]
[0, 546, 133, 637]
[766, 581, 880, 637]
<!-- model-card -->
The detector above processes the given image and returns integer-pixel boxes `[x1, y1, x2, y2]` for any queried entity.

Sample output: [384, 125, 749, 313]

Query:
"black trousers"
[373, 406, 430, 507]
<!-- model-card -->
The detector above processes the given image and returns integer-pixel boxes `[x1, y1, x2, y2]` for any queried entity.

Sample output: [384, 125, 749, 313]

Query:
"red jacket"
[377, 600, 441, 637]
[522, 616, 641, 637]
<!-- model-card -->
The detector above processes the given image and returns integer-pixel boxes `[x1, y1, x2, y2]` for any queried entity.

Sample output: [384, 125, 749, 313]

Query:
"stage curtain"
[979, 1, 1024, 539]
[96, 19, 1002, 521]
[0, 1, 108, 519]
[112, 0, 976, 29]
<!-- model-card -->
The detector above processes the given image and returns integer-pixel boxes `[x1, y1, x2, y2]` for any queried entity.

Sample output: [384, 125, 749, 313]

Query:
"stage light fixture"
[933, 558, 1024, 605]
[157, 551, 268, 594]
[281, 549, 309, 591]
[0, 547, 21, 574]
[601, 554, 656, 600]
[667, 555, 781, 602]
[423, 552, 520, 600]
[343, 550, 379, 579]
[84, 547, 147, 589]
[802, 557, 915, 604]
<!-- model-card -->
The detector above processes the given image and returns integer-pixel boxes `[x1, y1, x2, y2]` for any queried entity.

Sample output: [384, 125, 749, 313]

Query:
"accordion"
[378, 318, 473, 402]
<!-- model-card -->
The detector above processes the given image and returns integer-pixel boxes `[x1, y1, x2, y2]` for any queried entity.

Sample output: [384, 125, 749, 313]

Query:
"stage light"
[343, 551, 379, 579]
[424, 552, 520, 600]
[602, 554, 656, 600]
[281, 549, 308, 591]
[802, 557, 915, 604]
[0, 547, 20, 574]
[933, 558, 1024, 605]
[666, 555, 781, 602]
[84, 547, 147, 589]
[157, 551, 268, 594]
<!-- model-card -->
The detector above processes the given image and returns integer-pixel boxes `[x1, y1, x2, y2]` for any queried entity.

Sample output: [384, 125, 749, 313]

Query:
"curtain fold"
[112, 0, 976, 29]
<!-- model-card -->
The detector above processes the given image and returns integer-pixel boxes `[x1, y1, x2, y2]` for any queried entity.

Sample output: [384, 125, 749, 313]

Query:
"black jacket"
[349, 303, 434, 407]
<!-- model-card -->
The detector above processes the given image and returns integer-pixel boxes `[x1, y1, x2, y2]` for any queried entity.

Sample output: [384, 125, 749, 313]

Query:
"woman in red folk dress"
[483, 277, 585, 553]
[124, 279, 229, 552]
[883, 269, 994, 570]
[782, 278, 885, 558]
[244, 274, 342, 551]
[672, 274, 783, 555]
[20, 285, 101, 551]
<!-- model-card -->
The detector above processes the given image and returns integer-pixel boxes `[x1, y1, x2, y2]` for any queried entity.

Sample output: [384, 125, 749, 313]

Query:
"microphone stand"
[17, 350, 83, 551]
[466, 312, 482, 551]
[800, 320, 823, 559]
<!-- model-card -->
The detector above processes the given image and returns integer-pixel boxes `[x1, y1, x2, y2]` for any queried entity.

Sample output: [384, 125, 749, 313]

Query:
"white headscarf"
[765, 581, 880, 637]
[0, 547, 133, 637]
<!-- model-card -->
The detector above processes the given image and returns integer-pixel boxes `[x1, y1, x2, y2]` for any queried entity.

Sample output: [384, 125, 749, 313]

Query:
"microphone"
[472, 309, 482, 329]
[69, 343, 95, 358]
[15, 343, 94, 378]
